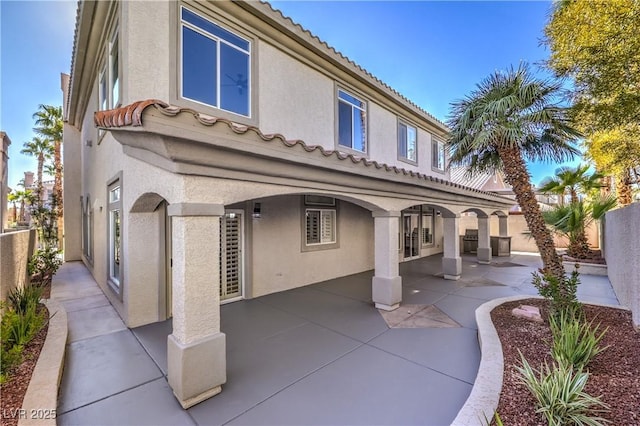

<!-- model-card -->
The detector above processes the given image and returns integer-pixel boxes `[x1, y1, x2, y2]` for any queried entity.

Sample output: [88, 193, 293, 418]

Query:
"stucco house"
[63, 0, 513, 408]
[1, 131, 10, 231]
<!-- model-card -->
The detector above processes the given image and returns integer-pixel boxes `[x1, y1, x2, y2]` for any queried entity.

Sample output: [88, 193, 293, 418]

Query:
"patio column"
[499, 215, 509, 237]
[442, 214, 462, 280]
[477, 217, 492, 264]
[372, 210, 402, 311]
[166, 203, 226, 409]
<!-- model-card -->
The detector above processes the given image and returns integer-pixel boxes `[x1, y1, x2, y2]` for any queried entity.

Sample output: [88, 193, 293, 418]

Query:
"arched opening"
[128, 192, 172, 324]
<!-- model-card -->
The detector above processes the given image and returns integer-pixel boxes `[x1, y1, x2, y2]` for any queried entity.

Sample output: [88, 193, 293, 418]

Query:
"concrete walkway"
[53, 254, 619, 425]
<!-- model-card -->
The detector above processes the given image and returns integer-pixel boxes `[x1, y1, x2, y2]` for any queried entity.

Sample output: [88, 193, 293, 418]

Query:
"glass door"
[403, 212, 420, 259]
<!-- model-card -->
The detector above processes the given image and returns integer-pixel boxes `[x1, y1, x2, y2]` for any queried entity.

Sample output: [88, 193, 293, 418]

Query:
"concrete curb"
[452, 295, 535, 426]
[19, 298, 68, 426]
[452, 295, 629, 426]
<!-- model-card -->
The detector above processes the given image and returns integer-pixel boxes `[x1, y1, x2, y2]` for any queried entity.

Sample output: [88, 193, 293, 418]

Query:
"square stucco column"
[499, 215, 509, 237]
[372, 210, 402, 311]
[442, 215, 462, 280]
[477, 217, 492, 264]
[167, 203, 226, 409]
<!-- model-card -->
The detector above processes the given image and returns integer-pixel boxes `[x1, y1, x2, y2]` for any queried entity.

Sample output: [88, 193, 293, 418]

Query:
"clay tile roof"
[94, 100, 508, 201]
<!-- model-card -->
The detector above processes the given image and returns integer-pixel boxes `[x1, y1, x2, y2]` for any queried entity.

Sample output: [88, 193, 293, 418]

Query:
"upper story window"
[398, 121, 417, 163]
[432, 138, 445, 172]
[337, 89, 367, 153]
[98, 28, 120, 111]
[180, 7, 250, 117]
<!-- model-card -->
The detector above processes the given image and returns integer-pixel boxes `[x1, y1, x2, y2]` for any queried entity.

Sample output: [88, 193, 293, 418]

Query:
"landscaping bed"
[0, 305, 49, 426]
[491, 299, 640, 425]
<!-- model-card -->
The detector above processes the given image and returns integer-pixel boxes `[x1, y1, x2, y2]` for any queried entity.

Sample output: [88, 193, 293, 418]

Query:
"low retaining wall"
[604, 203, 640, 327]
[19, 298, 68, 426]
[0, 229, 37, 302]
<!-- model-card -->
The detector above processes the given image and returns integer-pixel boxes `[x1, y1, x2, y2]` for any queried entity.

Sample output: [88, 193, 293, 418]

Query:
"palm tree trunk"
[37, 154, 44, 209]
[617, 169, 632, 206]
[498, 146, 565, 280]
[54, 139, 63, 242]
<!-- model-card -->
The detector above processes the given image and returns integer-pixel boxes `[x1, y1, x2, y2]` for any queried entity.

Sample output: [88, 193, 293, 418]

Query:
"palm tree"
[33, 104, 64, 234]
[15, 189, 33, 223]
[21, 136, 53, 208]
[543, 195, 617, 259]
[7, 190, 18, 224]
[539, 163, 603, 205]
[447, 64, 581, 281]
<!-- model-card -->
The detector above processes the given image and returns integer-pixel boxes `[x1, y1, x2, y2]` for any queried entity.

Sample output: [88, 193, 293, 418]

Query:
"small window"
[337, 89, 367, 152]
[180, 7, 250, 117]
[304, 195, 336, 207]
[432, 138, 445, 172]
[97, 27, 120, 111]
[398, 121, 417, 162]
[108, 180, 122, 294]
[82, 195, 94, 262]
[421, 207, 435, 246]
[306, 209, 336, 245]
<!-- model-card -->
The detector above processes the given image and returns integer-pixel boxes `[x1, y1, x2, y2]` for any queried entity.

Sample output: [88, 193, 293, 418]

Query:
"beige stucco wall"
[604, 203, 640, 327]
[251, 195, 374, 297]
[0, 229, 36, 302]
[63, 122, 82, 261]
[258, 42, 335, 149]
[458, 214, 599, 253]
[121, 1, 171, 105]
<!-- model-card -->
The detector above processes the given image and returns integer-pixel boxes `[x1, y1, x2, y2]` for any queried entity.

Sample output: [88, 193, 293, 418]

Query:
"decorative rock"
[511, 305, 543, 322]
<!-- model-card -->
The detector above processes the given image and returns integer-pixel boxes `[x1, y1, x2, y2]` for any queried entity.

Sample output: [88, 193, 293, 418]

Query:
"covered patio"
[54, 254, 619, 425]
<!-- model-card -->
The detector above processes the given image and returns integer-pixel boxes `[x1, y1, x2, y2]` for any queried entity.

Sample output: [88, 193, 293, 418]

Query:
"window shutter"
[306, 210, 320, 244]
[321, 210, 335, 243]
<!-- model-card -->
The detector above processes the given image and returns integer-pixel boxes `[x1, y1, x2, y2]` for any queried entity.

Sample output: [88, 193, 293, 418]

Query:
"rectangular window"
[337, 89, 367, 152]
[110, 33, 120, 108]
[421, 207, 435, 246]
[108, 180, 122, 293]
[82, 195, 94, 262]
[398, 121, 417, 162]
[306, 209, 336, 245]
[432, 138, 445, 172]
[181, 7, 250, 117]
[97, 27, 119, 112]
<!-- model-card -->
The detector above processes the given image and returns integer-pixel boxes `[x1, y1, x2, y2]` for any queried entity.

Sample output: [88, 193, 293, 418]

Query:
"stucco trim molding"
[167, 203, 225, 217]
[94, 100, 512, 210]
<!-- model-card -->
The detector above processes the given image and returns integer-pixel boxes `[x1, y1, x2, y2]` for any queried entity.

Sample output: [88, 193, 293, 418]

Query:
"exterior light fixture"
[252, 202, 261, 218]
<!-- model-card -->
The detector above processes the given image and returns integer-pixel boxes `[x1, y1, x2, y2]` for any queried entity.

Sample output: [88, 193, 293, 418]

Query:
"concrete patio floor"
[53, 254, 619, 425]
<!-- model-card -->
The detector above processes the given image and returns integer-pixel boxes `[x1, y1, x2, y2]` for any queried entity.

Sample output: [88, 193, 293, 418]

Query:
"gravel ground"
[491, 299, 640, 425]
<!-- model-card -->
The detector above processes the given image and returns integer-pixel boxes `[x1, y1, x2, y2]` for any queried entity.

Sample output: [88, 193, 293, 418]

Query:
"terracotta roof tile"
[94, 100, 506, 201]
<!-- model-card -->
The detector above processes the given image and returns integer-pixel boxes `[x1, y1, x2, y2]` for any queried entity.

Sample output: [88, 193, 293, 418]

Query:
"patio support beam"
[499, 215, 509, 237]
[166, 203, 226, 409]
[477, 217, 492, 264]
[442, 214, 462, 280]
[372, 210, 402, 311]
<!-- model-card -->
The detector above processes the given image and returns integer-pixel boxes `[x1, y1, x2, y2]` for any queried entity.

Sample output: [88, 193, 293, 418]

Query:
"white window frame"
[305, 208, 336, 246]
[398, 120, 417, 164]
[98, 26, 120, 112]
[107, 178, 122, 297]
[432, 138, 445, 172]
[337, 88, 367, 153]
[179, 6, 252, 117]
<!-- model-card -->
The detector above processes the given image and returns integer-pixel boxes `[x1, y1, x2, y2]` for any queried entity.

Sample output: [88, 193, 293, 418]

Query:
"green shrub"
[550, 308, 608, 371]
[7, 283, 44, 314]
[1, 302, 45, 347]
[532, 268, 581, 317]
[517, 353, 610, 426]
[0, 344, 23, 383]
[28, 246, 62, 282]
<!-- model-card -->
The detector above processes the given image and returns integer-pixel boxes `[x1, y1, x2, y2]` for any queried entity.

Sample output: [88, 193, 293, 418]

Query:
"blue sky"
[2, 0, 580, 191]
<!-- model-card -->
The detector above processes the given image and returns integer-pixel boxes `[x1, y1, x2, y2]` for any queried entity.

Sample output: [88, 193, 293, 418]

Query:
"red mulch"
[0, 305, 49, 426]
[491, 299, 640, 425]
